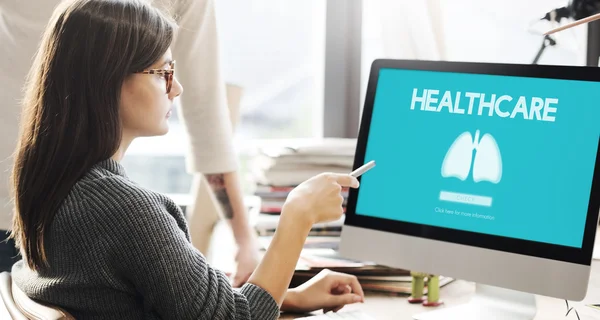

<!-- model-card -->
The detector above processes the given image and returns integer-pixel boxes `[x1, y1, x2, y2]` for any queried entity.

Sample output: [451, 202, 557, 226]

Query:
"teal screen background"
[356, 68, 600, 248]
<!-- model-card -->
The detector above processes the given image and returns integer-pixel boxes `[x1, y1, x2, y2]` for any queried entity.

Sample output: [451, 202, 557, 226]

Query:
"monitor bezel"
[344, 59, 600, 266]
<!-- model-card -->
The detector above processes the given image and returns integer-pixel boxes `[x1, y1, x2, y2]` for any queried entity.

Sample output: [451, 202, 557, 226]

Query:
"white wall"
[439, 0, 588, 65]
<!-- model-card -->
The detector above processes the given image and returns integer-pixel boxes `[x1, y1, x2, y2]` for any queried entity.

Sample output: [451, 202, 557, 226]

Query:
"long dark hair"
[10, 0, 176, 271]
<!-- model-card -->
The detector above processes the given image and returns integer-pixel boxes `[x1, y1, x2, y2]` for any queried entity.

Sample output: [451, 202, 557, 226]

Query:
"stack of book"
[250, 138, 356, 189]
[249, 138, 356, 236]
[258, 235, 454, 295]
[293, 266, 453, 295]
[254, 185, 349, 215]
[253, 213, 345, 237]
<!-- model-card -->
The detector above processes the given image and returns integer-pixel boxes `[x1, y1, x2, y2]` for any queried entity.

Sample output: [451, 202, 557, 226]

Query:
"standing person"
[0, 0, 260, 284]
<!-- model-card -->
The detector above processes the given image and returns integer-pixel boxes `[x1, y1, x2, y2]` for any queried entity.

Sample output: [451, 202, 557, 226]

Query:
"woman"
[9, 0, 364, 319]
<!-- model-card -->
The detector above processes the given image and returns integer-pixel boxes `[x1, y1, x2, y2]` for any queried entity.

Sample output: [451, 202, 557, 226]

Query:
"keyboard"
[296, 310, 377, 319]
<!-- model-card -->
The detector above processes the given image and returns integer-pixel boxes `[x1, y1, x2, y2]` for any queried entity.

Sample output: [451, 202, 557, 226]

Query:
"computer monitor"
[339, 59, 600, 320]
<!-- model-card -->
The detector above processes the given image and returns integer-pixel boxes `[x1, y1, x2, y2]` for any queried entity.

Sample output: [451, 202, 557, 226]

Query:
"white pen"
[350, 160, 376, 178]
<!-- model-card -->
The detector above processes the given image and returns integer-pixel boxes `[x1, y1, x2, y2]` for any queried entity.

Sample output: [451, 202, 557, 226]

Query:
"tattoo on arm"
[205, 173, 234, 219]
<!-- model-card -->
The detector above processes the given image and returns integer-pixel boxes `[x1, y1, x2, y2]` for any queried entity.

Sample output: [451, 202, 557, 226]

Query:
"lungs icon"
[441, 130, 502, 184]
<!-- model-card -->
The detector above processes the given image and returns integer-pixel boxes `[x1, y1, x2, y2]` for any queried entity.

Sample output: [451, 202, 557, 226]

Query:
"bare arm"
[246, 173, 359, 307]
[248, 208, 311, 307]
[205, 171, 306, 305]
[204, 171, 256, 246]
[205, 171, 261, 287]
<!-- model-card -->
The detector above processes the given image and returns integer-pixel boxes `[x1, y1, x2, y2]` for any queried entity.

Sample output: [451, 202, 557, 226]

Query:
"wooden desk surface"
[206, 222, 600, 319]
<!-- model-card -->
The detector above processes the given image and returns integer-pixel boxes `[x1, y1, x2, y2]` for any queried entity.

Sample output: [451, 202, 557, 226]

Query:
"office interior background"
[121, 0, 600, 198]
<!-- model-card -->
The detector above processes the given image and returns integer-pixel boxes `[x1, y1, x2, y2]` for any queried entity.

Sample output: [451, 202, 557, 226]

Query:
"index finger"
[329, 173, 360, 188]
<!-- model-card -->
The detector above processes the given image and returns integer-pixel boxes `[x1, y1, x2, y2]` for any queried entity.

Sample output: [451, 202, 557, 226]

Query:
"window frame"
[322, 0, 363, 139]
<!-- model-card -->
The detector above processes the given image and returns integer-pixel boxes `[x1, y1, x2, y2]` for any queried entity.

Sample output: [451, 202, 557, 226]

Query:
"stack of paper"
[250, 138, 356, 187]
[249, 138, 356, 215]
[252, 214, 345, 237]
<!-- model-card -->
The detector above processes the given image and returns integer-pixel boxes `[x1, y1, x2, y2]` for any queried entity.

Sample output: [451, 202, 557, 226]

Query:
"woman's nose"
[169, 77, 183, 99]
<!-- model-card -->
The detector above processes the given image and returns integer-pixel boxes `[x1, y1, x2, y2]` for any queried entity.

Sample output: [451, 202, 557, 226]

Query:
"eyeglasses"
[138, 60, 175, 94]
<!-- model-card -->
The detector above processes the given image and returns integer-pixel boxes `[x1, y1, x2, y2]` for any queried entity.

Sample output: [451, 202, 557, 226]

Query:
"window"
[216, 0, 326, 140]
[122, 1, 326, 195]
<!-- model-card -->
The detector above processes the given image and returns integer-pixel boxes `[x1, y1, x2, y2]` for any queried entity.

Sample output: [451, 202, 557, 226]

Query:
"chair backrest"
[0, 271, 76, 320]
[0, 272, 28, 320]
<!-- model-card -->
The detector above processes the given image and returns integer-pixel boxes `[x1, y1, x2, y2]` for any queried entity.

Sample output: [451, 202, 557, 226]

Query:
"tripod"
[531, 34, 557, 64]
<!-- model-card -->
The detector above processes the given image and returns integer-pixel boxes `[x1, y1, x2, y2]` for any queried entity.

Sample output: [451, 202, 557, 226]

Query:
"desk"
[279, 261, 600, 319]
[205, 222, 600, 320]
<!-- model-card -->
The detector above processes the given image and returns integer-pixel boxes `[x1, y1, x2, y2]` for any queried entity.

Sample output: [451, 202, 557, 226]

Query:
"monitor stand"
[413, 283, 537, 320]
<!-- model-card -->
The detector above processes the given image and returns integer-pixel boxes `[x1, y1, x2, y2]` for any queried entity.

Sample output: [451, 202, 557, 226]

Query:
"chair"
[0, 271, 75, 320]
[0, 272, 27, 320]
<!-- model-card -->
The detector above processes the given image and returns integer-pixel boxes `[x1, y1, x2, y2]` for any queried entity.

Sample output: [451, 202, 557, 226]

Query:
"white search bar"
[439, 191, 492, 207]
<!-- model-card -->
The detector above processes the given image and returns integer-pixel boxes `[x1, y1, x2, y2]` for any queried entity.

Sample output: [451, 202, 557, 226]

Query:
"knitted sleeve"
[88, 177, 279, 320]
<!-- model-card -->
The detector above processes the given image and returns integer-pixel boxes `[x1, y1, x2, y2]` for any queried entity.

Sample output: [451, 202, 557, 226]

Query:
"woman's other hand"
[281, 269, 365, 314]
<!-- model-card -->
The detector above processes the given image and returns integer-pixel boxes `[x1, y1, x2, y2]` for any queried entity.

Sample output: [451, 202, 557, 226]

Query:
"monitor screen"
[354, 67, 600, 249]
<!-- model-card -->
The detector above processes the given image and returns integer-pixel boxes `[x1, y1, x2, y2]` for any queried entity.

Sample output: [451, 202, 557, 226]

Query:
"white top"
[0, 0, 237, 230]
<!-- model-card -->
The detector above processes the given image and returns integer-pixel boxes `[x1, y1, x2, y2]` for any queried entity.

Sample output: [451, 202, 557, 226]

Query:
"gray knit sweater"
[11, 159, 280, 320]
